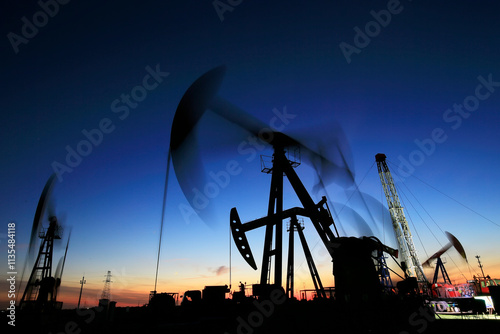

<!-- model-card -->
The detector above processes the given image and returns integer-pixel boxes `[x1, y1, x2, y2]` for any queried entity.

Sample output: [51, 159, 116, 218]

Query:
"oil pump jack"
[422, 232, 467, 298]
[19, 174, 70, 311]
[422, 232, 467, 285]
[231, 135, 398, 304]
[169, 65, 398, 304]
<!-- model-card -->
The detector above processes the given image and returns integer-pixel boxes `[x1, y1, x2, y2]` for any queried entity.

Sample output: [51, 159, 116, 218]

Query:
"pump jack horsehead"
[170, 65, 399, 304]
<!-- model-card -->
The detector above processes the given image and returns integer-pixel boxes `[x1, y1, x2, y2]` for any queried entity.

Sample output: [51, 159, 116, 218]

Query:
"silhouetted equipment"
[375, 153, 428, 286]
[251, 284, 285, 299]
[20, 217, 62, 310]
[285, 216, 325, 299]
[300, 287, 336, 300]
[285, 218, 298, 298]
[202, 285, 230, 304]
[230, 135, 340, 298]
[230, 136, 398, 303]
[19, 174, 70, 312]
[170, 65, 399, 303]
[181, 290, 202, 306]
[181, 285, 229, 306]
[471, 256, 500, 296]
[422, 231, 467, 285]
[285, 216, 326, 299]
[489, 286, 500, 314]
[396, 277, 419, 296]
[170, 67, 431, 315]
[171, 65, 398, 303]
[232, 282, 248, 303]
[374, 244, 394, 292]
[53, 228, 70, 302]
[149, 291, 177, 311]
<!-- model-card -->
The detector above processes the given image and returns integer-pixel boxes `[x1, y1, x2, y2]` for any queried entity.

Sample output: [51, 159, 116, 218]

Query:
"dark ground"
[6, 297, 500, 334]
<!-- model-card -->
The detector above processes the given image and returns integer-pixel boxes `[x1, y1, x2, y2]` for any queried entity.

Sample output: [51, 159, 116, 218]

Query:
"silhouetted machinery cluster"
[169, 65, 404, 308]
[230, 135, 399, 305]
[21, 66, 496, 333]
[165, 66, 496, 324]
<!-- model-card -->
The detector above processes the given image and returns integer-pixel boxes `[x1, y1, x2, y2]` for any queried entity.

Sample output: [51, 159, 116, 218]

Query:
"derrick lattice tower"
[375, 153, 427, 284]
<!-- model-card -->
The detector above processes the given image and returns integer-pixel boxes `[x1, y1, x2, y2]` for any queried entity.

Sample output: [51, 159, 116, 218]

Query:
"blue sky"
[1, 1, 499, 308]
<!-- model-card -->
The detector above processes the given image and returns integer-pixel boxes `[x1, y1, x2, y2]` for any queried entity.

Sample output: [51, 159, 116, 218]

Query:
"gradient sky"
[1, 1, 500, 309]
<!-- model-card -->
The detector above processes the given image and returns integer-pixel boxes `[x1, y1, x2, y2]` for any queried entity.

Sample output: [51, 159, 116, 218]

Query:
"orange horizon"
[3, 268, 499, 310]
[2, 252, 498, 310]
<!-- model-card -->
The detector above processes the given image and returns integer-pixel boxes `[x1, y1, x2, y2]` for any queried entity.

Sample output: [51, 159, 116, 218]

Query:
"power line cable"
[387, 160, 474, 281]
[395, 183, 430, 260]
[154, 148, 171, 294]
[387, 160, 500, 229]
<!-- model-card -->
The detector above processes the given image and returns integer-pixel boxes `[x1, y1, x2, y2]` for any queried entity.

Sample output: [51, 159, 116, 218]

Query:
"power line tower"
[375, 154, 427, 286]
[101, 271, 112, 300]
[78, 275, 86, 309]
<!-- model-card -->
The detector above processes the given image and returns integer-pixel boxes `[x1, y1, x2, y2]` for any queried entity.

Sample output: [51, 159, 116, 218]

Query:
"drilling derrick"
[375, 154, 427, 286]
